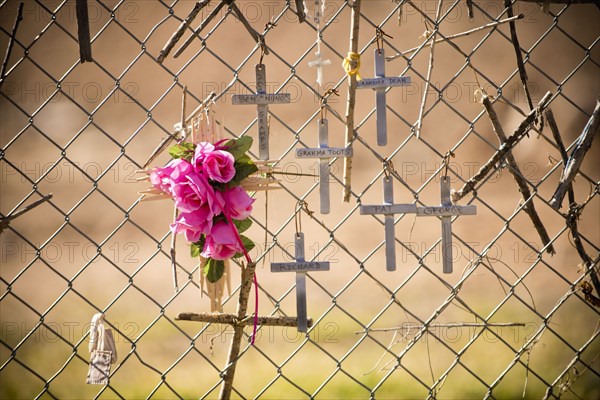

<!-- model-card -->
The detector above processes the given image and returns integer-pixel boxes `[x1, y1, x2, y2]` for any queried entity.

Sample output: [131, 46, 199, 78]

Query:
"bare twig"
[505, 0, 533, 110]
[549, 98, 600, 209]
[386, 15, 524, 61]
[157, 0, 211, 63]
[0, 2, 23, 86]
[482, 95, 555, 254]
[415, 0, 444, 139]
[219, 262, 256, 400]
[76, 0, 92, 62]
[567, 206, 600, 298]
[174, 0, 228, 59]
[342, 0, 361, 203]
[176, 312, 312, 327]
[1, 194, 53, 234]
[451, 91, 553, 202]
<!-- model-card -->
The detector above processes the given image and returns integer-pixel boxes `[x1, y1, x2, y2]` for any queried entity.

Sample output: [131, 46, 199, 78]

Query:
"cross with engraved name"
[232, 64, 291, 160]
[360, 176, 417, 271]
[357, 49, 411, 146]
[416, 176, 477, 274]
[271, 233, 330, 332]
[295, 118, 353, 214]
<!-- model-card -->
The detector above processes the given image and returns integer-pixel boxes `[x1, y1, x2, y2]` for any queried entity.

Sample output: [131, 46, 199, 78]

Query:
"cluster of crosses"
[227, 50, 476, 332]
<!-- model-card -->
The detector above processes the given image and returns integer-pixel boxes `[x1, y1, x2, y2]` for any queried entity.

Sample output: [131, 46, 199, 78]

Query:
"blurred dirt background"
[1, 0, 599, 398]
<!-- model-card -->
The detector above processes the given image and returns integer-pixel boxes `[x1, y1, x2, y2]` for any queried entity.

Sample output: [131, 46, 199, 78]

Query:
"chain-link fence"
[1, 0, 599, 398]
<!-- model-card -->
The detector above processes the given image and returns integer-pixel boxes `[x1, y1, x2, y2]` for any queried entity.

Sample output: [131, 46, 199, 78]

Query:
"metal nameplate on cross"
[295, 118, 353, 214]
[232, 64, 291, 160]
[357, 49, 411, 146]
[360, 176, 416, 271]
[416, 176, 477, 274]
[271, 233, 330, 332]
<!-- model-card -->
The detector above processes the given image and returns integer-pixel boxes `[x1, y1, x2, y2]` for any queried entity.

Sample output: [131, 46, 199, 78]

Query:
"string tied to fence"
[343, 51, 362, 80]
[375, 27, 393, 54]
[294, 200, 314, 237]
[383, 159, 395, 180]
[320, 88, 339, 121]
[442, 150, 455, 179]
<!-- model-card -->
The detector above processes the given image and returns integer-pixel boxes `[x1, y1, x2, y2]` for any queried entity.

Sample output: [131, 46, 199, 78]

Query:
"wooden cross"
[356, 49, 411, 146]
[176, 262, 312, 399]
[295, 118, 353, 214]
[360, 176, 417, 271]
[416, 176, 477, 273]
[271, 233, 330, 332]
[232, 64, 291, 160]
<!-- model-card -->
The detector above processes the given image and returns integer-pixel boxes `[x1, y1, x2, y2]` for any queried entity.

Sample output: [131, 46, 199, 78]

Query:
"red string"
[222, 212, 259, 345]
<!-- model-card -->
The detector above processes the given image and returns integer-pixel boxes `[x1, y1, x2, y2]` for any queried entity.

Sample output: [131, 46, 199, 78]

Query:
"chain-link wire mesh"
[1, 0, 599, 398]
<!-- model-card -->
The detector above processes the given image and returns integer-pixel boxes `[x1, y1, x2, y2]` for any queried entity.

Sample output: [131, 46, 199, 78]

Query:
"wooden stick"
[466, 0, 474, 18]
[545, 108, 575, 205]
[176, 312, 312, 327]
[415, 0, 444, 139]
[171, 207, 179, 292]
[228, 2, 268, 55]
[219, 262, 256, 400]
[75, 0, 93, 62]
[356, 322, 526, 333]
[174, 0, 227, 59]
[482, 95, 555, 254]
[0, 2, 23, 86]
[386, 15, 524, 61]
[451, 91, 552, 202]
[157, 0, 211, 63]
[505, 0, 533, 111]
[342, 0, 361, 203]
[550, 99, 600, 209]
[1, 194, 53, 234]
[295, 0, 306, 23]
[517, 0, 599, 3]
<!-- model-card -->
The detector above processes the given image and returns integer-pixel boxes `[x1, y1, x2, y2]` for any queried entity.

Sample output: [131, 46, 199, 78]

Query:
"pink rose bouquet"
[149, 136, 257, 282]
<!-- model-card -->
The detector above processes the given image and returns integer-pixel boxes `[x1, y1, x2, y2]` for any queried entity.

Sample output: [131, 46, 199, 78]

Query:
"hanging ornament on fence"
[307, 0, 331, 86]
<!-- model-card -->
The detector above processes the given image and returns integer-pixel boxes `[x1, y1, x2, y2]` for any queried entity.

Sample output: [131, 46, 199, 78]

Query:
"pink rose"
[149, 159, 193, 194]
[192, 142, 215, 170]
[170, 208, 213, 242]
[201, 221, 242, 260]
[187, 173, 225, 216]
[223, 186, 254, 220]
[204, 150, 236, 183]
[171, 172, 224, 215]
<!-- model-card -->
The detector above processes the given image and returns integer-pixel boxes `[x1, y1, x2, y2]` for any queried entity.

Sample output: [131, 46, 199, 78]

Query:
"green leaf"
[233, 218, 253, 233]
[190, 237, 205, 258]
[233, 235, 255, 259]
[239, 235, 255, 252]
[168, 142, 195, 160]
[203, 258, 225, 283]
[224, 136, 253, 160]
[230, 155, 259, 186]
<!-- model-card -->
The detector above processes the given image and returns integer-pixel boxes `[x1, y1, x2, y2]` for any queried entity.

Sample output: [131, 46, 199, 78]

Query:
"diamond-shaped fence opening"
[1, 0, 599, 398]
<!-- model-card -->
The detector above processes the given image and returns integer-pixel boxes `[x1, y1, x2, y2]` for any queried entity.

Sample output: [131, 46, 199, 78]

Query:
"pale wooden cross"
[271, 232, 330, 332]
[232, 64, 291, 160]
[356, 48, 411, 146]
[360, 176, 417, 271]
[416, 176, 477, 273]
[308, 40, 331, 86]
[295, 118, 353, 214]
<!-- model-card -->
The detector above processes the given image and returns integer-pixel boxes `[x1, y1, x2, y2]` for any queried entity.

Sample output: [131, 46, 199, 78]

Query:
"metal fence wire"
[1, 0, 599, 398]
